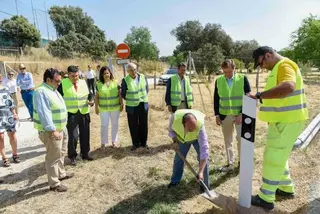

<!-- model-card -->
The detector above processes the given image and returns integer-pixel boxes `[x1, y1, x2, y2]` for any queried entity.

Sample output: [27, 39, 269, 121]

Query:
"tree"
[289, 14, 320, 65]
[0, 15, 41, 48]
[171, 20, 204, 56]
[48, 6, 108, 59]
[233, 58, 245, 72]
[202, 23, 234, 57]
[232, 40, 259, 67]
[194, 43, 224, 81]
[124, 26, 159, 61]
[106, 40, 116, 53]
[168, 53, 185, 68]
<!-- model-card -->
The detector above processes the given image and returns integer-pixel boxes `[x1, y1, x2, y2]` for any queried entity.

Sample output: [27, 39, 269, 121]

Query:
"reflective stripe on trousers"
[258, 121, 305, 203]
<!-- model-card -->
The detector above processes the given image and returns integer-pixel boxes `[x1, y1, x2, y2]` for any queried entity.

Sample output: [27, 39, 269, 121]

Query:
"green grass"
[105, 164, 239, 214]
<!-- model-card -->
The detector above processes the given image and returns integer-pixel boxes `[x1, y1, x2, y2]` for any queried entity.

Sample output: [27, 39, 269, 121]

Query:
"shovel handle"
[175, 149, 213, 198]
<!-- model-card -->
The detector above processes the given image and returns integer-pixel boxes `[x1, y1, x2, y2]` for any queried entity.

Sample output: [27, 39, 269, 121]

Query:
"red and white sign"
[116, 43, 130, 59]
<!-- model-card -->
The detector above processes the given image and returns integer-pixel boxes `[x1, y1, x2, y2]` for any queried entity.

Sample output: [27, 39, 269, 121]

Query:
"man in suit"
[58, 65, 94, 166]
[121, 63, 149, 151]
[165, 63, 193, 113]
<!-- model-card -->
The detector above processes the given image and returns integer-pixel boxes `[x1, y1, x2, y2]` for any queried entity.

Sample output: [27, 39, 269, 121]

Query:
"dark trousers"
[21, 89, 34, 118]
[86, 78, 95, 94]
[67, 111, 91, 159]
[127, 103, 148, 147]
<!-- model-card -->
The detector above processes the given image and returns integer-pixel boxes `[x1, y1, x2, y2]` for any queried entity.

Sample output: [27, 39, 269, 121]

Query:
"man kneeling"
[168, 109, 210, 189]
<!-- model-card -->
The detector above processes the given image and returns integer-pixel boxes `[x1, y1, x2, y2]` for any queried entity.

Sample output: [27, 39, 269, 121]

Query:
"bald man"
[121, 63, 149, 151]
[167, 109, 210, 190]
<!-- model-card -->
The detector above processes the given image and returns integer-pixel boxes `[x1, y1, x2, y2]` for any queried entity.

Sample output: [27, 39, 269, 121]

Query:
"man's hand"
[171, 141, 179, 151]
[197, 172, 204, 182]
[168, 105, 172, 113]
[215, 116, 222, 126]
[95, 107, 99, 115]
[51, 131, 62, 140]
[247, 92, 257, 99]
[235, 114, 242, 125]
[88, 100, 94, 107]
[120, 104, 124, 112]
[171, 137, 179, 151]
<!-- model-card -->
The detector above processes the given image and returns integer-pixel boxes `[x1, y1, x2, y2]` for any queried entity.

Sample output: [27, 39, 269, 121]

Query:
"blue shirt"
[226, 75, 234, 87]
[33, 83, 66, 131]
[16, 72, 34, 90]
[121, 74, 149, 114]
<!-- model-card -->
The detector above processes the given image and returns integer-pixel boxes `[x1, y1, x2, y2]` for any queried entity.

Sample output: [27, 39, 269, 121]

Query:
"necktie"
[73, 82, 78, 92]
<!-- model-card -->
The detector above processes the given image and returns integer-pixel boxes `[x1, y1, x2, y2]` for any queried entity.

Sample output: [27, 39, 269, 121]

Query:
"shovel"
[174, 148, 215, 198]
[174, 148, 241, 212]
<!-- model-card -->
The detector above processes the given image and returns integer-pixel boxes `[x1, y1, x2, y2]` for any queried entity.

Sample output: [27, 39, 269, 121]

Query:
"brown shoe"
[49, 184, 68, 192]
[59, 172, 74, 181]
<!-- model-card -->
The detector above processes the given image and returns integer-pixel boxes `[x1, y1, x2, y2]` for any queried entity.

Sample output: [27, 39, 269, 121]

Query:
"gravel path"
[0, 106, 45, 202]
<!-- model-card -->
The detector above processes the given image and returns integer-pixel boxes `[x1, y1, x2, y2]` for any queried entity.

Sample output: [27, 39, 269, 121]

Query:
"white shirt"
[2, 78, 17, 94]
[86, 69, 95, 79]
[179, 76, 186, 101]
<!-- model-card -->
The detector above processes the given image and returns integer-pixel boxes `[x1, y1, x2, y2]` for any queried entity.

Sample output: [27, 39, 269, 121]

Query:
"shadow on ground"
[0, 182, 49, 210]
[0, 161, 46, 185]
[105, 180, 222, 214]
[90, 143, 174, 161]
[5, 144, 44, 155]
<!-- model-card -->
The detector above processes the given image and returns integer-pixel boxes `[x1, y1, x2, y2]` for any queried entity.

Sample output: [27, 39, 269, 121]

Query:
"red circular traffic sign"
[116, 43, 130, 59]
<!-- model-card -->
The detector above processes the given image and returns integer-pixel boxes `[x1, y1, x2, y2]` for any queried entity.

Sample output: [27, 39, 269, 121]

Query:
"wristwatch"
[255, 92, 263, 104]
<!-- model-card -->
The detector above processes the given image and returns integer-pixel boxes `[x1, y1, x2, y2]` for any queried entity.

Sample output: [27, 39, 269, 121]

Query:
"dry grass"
[0, 60, 319, 214]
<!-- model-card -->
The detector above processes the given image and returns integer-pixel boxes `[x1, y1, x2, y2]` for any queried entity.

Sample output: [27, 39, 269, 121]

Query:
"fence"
[0, 46, 20, 56]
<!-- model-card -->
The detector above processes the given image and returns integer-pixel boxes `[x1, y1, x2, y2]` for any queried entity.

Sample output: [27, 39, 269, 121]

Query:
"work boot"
[59, 172, 75, 181]
[251, 195, 275, 211]
[49, 184, 68, 192]
[276, 189, 295, 199]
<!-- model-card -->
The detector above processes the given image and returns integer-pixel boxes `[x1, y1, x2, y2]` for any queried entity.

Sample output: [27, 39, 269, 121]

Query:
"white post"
[238, 95, 257, 208]
[108, 57, 113, 73]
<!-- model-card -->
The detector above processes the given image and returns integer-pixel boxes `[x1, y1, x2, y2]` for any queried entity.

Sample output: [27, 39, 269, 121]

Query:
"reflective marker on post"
[238, 95, 257, 208]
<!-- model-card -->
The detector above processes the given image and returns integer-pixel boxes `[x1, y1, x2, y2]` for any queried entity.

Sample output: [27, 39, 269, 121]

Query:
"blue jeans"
[170, 140, 210, 188]
[21, 90, 34, 118]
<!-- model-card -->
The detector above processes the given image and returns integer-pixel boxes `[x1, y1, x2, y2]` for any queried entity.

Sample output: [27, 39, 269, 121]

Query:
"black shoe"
[82, 156, 94, 161]
[251, 195, 275, 211]
[142, 145, 149, 150]
[69, 158, 77, 166]
[168, 182, 179, 188]
[131, 146, 138, 151]
[276, 189, 295, 199]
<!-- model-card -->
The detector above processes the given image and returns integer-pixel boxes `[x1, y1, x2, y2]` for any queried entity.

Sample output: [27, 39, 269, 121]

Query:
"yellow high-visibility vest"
[170, 74, 193, 107]
[258, 58, 309, 123]
[97, 80, 120, 112]
[172, 109, 205, 143]
[217, 73, 244, 115]
[33, 83, 67, 131]
[61, 78, 89, 114]
[124, 74, 148, 107]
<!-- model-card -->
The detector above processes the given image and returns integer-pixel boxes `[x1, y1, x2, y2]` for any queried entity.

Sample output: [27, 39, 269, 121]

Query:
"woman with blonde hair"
[95, 66, 123, 150]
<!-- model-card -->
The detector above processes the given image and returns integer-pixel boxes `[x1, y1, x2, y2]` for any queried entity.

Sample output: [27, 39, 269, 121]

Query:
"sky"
[0, 0, 320, 56]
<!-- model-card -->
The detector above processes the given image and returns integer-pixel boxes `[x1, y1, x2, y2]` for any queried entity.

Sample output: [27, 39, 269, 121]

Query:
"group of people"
[0, 46, 309, 211]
